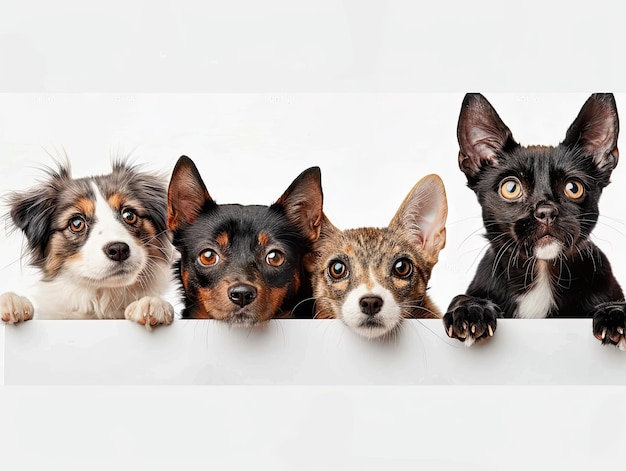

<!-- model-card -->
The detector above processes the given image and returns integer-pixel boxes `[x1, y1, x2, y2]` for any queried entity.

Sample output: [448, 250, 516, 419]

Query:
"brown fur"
[305, 174, 447, 339]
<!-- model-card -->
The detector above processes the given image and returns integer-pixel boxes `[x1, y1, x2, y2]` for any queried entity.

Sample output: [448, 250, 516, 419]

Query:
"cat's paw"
[593, 302, 626, 350]
[0, 292, 34, 324]
[124, 296, 174, 331]
[443, 295, 500, 347]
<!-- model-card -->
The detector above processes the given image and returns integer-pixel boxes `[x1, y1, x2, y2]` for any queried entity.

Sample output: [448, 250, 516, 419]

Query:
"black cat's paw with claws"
[593, 302, 626, 351]
[443, 295, 501, 347]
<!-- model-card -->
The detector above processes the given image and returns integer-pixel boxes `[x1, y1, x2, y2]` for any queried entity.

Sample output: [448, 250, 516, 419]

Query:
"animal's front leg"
[443, 294, 501, 347]
[592, 302, 626, 350]
[0, 292, 34, 324]
[125, 296, 174, 331]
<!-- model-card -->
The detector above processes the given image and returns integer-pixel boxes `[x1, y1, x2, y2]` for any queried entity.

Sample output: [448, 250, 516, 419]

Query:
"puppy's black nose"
[534, 203, 558, 224]
[359, 296, 383, 316]
[228, 283, 257, 307]
[104, 242, 130, 262]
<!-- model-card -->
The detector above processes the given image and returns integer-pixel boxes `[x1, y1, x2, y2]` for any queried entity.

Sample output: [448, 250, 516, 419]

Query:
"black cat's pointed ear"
[167, 156, 215, 232]
[562, 93, 619, 172]
[274, 166, 324, 242]
[457, 93, 518, 178]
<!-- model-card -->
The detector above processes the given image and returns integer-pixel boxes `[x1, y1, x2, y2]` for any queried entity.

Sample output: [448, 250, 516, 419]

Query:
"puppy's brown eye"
[68, 217, 86, 233]
[500, 177, 523, 200]
[122, 209, 138, 225]
[266, 250, 285, 267]
[392, 258, 413, 278]
[328, 260, 348, 280]
[564, 180, 584, 200]
[199, 250, 219, 267]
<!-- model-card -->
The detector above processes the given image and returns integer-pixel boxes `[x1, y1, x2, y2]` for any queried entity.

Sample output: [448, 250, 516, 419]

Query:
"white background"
[2, 1, 626, 469]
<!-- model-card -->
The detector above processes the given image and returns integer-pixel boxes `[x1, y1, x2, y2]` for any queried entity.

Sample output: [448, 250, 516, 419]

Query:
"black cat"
[443, 93, 626, 350]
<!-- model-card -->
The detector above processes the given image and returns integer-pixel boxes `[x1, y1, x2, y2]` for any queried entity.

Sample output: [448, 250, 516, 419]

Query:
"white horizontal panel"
[2, 319, 625, 385]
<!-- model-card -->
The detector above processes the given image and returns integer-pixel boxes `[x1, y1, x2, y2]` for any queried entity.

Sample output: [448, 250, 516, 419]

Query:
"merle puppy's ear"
[389, 174, 448, 265]
[167, 156, 215, 231]
[274, 166, 323, 242]
[562, 93, 619, 172]
[7, 167, 67, 265]
[457, 93, 518, 178]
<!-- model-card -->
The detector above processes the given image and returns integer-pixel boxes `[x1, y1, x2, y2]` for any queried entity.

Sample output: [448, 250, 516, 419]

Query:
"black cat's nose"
[360, 296, 384, 316]
[228, 283, 258, 307]
[534, 203, 558, 224]
[104, 242, 130, 261]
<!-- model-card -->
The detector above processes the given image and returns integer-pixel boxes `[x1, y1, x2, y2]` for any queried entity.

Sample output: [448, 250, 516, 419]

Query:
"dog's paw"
[124, 296, 174, 331]
[593, 302, 626, 350]
[443, 295, 500, 347]
[0, 292, 34, 324]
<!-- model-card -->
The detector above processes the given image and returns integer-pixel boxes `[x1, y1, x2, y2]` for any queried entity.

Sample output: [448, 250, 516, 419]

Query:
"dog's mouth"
[226, 310, 259, 328]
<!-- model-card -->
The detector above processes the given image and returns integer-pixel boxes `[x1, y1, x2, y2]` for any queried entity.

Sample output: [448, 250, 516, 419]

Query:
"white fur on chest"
[33, 273, 171, 320]
[515, 261, 555, 319]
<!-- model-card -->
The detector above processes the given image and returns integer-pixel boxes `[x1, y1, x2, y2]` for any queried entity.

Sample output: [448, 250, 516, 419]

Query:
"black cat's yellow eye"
[564, 180, 584, 200]
[266, 250, 285, 267]
[328, 260, 349, 280]
[199, 249, 219, 267]
[392, 258, 413, 278]
[121, 208, 138, 225]
[500, 177, 523, 200]
[68, 217, 87, 233]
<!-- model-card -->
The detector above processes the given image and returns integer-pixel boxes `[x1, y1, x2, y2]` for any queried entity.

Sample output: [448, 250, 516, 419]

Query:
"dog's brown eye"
[392, 258, 413, 278]
[266, 250, 285, 267]
[564, 180, 584, 200]
[68, 217, 86, 233]
[199, 250, 219, 267]
[500, 177, 523, 200]
[328, 260, 348, 280]
[122, 209, 138, 225]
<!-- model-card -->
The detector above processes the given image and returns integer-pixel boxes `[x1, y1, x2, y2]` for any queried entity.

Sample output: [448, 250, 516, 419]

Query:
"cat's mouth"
[533, 234, 563, 260]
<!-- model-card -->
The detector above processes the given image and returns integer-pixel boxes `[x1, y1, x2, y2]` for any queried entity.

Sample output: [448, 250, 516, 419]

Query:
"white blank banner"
[2, 319, 625, 385]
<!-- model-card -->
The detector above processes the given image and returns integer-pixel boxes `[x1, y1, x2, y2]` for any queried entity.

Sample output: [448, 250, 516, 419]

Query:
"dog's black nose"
[228, 283, 258, 307]
[534, 203, 558, 224]
[104, 242, 130, 262]
[359, 296, 383, 316]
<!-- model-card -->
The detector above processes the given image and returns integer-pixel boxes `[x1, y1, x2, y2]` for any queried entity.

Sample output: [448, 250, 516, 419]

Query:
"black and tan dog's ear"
[562, 93, 619, 172]
[167, 156, 214, 232]
[457, 93, 518, 178]
[389, 174, 448, 264]
[274, 166, 323, 242]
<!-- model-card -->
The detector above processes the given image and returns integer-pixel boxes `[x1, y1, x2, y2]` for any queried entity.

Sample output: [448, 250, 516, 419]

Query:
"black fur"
[443, 93, 626, 348]
[167, 156, 323, 323]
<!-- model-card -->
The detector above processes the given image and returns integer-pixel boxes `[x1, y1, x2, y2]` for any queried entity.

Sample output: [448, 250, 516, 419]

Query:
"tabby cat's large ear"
[562, 93, 619, 173]
[389, 174, 448, 265]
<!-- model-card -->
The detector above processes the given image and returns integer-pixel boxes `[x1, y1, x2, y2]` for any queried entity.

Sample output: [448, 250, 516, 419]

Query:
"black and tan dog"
[167, 155, 323, 326]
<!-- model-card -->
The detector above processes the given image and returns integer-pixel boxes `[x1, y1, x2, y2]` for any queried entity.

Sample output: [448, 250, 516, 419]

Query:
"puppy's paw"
[124, 296, 174, 331]
[443, 295, 500, 347]
[593, 302, 626, 350]
[0, 292, 34, 324]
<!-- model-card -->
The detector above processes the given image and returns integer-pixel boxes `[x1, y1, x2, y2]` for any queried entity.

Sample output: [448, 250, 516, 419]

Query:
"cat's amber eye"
[564, 180, 585, 200]
[500, 177, 523, 200]
[392, 258, 413, 279]
[266, 250, 285, 267]
[328, 260, 349, 280]
[68, 216, 87, 233]
[198, 249, 220, 267]
[121, 208, 138, 225]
